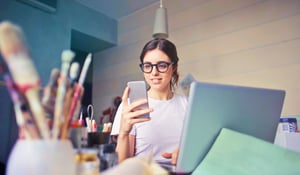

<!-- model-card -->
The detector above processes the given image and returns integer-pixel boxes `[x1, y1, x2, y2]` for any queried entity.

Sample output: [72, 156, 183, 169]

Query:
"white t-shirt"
[111, 93, 188, 163]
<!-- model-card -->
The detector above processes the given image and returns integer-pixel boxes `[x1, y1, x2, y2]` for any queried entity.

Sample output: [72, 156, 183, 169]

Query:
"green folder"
[193, 128, 300, 175]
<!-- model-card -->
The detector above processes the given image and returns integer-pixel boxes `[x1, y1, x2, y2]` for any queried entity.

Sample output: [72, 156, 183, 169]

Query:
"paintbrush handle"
[52, 51, 74, 139]
[0, 21, 50, 139]
[1, 64, 41, 140]
[42, 69, 60, 120]
[14, 105, 41, 140]
[25, 89, 50, 139]
[60, 85, 83, 139]
[78, 54, 92, 86]
[60, 86, 75, 139]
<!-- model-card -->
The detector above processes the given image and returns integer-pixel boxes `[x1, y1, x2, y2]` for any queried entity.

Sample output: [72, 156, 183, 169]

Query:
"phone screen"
[127, 81, 150, 118]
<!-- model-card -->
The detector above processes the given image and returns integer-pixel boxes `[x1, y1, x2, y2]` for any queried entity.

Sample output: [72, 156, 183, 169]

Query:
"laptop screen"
[176, 82, 285, 173]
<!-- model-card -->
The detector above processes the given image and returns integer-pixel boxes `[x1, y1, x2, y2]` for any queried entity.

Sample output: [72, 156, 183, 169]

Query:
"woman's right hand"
[119, 86, 152, 135]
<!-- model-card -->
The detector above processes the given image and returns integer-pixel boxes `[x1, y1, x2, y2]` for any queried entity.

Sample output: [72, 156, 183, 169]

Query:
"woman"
[111, 38, 188, 165]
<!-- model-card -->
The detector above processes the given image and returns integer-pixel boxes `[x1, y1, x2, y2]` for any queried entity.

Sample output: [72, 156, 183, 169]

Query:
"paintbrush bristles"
[69, 62, 80, 80]
[0, 21, 39, 88]
[0, 21, 25, 57]
[62, 50, 75, 63]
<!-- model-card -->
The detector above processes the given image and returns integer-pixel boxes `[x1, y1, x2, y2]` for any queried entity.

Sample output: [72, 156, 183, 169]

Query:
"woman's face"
[142, 48, 174, 92]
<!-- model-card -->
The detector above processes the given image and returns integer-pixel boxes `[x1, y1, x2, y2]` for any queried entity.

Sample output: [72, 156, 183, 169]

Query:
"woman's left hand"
[161, 148, 179, 165]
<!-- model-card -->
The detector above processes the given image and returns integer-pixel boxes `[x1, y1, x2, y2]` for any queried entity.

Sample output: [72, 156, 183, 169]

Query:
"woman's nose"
[151, 66, 159, 75]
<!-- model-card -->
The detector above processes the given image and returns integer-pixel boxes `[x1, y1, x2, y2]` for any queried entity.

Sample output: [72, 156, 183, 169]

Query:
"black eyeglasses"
[139, 61, 174, 73]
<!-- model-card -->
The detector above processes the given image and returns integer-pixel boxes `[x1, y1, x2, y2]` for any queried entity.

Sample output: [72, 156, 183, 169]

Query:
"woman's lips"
[150, 78, 162, 84]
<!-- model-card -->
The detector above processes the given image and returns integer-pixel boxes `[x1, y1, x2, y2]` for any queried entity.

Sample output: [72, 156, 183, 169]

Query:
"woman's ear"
[172, 64, 178, 73]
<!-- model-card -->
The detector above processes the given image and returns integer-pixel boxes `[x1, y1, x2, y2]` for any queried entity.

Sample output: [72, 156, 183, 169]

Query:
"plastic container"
[6, 140, 76, 175]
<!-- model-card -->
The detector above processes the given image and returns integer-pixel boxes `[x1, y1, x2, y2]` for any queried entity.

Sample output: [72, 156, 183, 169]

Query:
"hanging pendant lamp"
[152, 0, 168, 39]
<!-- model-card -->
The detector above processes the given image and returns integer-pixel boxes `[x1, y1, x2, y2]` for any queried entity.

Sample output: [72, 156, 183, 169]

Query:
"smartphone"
[127, 81, 150, 118]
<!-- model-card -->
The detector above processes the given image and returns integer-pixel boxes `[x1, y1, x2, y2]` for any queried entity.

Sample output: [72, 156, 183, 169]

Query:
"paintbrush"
[42, 68, 60, 122]
[60, 54, 91, 139]
[52, 50, 74, 139]
[67, 54, 92, 128]
[0, 21, 50, 139]
[60, 62, 80, 139]
[0, 62, 40, 139]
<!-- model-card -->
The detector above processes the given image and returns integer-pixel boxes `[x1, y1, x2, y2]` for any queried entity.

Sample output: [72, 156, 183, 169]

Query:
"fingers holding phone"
[127, 81, 151, 119]
[119, 82, 152, 135]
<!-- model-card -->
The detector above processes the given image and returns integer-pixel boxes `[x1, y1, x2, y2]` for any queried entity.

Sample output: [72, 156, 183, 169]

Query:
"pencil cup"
[69, 127, 87, 148]
[87, 132, 110, 147]
[6, 140, 76, 175]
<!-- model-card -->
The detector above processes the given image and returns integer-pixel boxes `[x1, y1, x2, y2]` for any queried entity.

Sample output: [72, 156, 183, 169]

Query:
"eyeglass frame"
[139, 61, 175, 73]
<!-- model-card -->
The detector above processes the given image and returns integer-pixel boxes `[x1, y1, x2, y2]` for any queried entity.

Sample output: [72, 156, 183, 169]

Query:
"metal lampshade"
[152, 6, 168, 39]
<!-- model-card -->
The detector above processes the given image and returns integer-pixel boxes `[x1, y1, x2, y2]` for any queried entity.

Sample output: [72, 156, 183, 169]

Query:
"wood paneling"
[93, 0, 300, 116]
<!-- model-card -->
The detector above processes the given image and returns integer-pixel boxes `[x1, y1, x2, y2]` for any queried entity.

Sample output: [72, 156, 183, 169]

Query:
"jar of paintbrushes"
[0, 21, 93, 175]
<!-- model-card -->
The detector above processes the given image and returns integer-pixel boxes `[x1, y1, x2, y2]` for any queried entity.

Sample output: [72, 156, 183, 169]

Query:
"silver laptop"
[161, 81, 285, 174]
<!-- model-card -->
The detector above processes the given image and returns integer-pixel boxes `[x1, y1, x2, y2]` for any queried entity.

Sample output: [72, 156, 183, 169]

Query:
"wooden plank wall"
[92, 0, 300, 120]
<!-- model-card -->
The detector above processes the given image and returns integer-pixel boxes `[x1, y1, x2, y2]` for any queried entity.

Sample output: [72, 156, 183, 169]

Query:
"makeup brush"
[52, 50, 74, 139]
[0, 21, 50, 139]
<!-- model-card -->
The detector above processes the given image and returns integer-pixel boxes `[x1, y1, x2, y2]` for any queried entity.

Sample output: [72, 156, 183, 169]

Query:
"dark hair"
[140, 38, 179, 90]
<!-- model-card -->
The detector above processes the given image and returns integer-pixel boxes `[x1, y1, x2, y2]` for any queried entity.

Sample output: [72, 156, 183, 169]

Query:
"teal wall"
[0, 0, 117, 84]
[0, 0, 117, 164]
